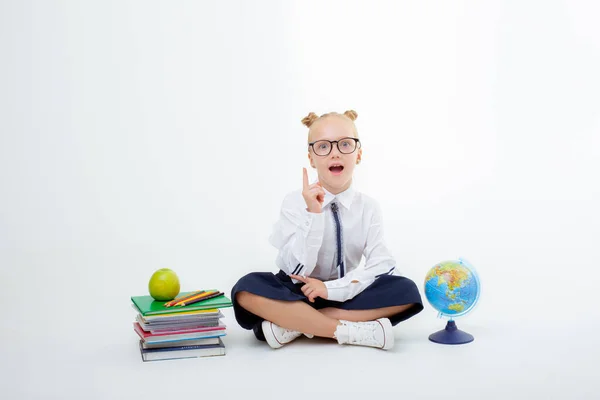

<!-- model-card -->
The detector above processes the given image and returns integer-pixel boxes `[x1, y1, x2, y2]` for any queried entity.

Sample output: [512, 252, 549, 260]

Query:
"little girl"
[231, 110, 423, 350]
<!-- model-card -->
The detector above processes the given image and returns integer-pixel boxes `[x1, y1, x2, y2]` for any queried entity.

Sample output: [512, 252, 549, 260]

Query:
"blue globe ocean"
[424, 259, 480, 318]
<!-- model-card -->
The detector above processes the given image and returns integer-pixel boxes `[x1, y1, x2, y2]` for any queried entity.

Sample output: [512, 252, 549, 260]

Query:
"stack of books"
[131, 290, 233, 362]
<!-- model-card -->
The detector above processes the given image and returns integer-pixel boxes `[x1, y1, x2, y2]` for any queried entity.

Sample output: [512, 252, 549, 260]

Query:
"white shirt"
[269, 184, 397, 302]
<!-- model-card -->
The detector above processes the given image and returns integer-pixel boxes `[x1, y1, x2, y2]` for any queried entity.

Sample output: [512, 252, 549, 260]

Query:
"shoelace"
[278, 327, 301, 342]
[347, 322, 380, 346]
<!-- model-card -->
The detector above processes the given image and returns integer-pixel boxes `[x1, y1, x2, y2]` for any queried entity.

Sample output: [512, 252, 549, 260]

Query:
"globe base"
[429, 320, 474, 345]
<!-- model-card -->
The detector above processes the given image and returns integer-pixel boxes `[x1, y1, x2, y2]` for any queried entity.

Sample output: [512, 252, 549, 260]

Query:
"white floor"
[3, 296, 599, 399]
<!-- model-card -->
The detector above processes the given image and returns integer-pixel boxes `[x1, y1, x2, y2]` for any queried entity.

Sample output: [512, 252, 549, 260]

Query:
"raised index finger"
[303, 168, 309, 189]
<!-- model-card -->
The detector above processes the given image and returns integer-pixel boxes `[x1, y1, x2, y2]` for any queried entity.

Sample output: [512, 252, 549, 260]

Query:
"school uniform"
[231, 183, 423, 334]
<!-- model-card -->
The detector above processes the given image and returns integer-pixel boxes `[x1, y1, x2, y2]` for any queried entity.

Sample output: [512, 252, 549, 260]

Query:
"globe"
[424, 258, 480, 344]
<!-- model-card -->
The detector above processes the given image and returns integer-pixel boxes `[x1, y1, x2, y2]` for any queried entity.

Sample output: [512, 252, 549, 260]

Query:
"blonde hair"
[301, 110, 358, 142]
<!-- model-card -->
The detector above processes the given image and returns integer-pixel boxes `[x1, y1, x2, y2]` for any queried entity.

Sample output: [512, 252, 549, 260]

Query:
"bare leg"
[319, 304, 415, 322]
[236, 291, 338, 338]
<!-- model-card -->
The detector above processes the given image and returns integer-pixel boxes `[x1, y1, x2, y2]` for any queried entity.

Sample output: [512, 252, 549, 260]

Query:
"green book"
[131, 291, 233, 316]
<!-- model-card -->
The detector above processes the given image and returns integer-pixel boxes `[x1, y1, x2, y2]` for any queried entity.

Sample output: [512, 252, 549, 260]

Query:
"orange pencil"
[173, 290, 218, 307]
[180, 291, 224, 307]
[164, 291, 203, 307]
[164, 290, 204, 307]
[173, 290, 218, 306]
[173, 292, 210, 307]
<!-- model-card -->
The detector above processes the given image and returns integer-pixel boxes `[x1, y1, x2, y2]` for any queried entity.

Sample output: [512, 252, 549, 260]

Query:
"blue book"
[139, 338, 226, 362]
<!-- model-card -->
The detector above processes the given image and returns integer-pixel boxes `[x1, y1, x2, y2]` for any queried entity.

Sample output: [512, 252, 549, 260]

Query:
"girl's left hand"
[290, 274, 328, 303]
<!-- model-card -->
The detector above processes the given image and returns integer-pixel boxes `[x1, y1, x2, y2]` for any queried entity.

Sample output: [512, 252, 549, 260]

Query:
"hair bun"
[301, 112, 319, 127]
[343, 110, 358, 121]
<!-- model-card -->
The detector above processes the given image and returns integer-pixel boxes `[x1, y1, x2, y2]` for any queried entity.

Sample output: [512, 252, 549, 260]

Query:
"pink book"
[133, 322, 226, 343]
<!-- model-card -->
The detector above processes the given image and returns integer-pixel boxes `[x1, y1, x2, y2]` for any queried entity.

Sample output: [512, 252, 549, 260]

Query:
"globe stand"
[429, 320, 474, 345]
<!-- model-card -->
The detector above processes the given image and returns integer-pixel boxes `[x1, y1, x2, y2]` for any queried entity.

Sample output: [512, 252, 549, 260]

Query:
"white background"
[1, 1, 599, 399]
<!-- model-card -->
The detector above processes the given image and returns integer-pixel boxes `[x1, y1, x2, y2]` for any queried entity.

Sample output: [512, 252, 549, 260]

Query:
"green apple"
[148, 268, 180, 301]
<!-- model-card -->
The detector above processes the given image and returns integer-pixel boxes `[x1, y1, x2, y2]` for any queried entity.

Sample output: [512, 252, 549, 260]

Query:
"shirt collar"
[320, 183, 356, 210]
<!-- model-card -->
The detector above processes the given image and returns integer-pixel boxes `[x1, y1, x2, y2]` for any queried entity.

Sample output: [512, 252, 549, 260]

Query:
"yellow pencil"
[164, 291, 202, 307]
[173, 290, 217, 306]
[173, 290, 218, 307]
[179, 291, 223, 307]
[164, 290, 204, 307]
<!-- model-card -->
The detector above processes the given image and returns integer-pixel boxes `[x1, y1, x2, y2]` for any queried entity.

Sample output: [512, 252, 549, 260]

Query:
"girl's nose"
[330, 145, 342, 157]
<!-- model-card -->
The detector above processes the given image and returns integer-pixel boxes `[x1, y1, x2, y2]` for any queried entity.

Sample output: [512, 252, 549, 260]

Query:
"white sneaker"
[261, 321, 313, 349]
[334, 318, 394, 350]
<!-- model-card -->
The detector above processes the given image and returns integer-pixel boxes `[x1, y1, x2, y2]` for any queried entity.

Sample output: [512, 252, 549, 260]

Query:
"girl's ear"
[308, 152, 316, 168]
[356, 148, 362, 164]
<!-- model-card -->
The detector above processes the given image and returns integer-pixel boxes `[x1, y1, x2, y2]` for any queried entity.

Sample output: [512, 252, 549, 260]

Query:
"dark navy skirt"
[230, 270, 424, 330]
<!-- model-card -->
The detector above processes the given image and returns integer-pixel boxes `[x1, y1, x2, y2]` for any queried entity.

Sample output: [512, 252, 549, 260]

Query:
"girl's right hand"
[302, 167, 325, 213]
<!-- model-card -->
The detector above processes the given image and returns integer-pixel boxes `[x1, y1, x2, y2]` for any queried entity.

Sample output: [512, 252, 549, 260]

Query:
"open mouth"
[329, 164, 344, 175]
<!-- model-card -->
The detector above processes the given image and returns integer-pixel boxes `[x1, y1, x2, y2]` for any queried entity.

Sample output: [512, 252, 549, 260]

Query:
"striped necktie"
[330, 202, 345, 278]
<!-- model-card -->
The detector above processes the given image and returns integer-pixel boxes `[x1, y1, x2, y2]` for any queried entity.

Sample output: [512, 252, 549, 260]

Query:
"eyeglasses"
[308, 137, 361, 156]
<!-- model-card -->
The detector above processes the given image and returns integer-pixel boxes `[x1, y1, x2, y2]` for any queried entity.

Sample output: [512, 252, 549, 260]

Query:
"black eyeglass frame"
[308, 137, 361, 156]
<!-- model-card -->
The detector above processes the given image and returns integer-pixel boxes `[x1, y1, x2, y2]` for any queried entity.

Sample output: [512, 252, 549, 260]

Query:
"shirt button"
[305, 221, 309, 226]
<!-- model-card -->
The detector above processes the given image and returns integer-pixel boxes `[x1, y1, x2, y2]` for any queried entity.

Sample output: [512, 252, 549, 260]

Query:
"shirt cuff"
[324, 280, 348, 302]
